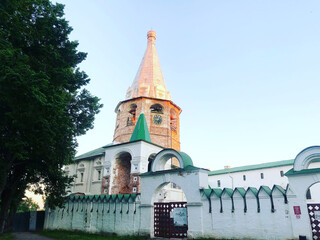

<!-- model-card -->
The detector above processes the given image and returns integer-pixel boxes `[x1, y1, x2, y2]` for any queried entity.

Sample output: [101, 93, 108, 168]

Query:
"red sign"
[293, 206, 301, 215]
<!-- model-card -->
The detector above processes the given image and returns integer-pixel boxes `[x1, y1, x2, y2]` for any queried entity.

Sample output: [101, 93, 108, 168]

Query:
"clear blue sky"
[52, 0, 320, 170]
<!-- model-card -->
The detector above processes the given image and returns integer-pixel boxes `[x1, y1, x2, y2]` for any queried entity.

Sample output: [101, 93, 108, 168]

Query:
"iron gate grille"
[154, 202, 187, 238]
[308, 203, 320, 239]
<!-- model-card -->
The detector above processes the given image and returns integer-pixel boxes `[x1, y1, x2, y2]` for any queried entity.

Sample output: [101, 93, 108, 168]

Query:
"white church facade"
[46, 31, 320, 239]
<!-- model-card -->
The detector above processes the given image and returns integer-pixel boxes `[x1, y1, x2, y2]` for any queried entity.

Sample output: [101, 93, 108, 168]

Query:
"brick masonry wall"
[113, 97, 181, 151]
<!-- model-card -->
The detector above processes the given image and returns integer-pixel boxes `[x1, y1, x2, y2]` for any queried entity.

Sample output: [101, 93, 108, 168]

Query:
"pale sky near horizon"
[51, 0, 320, 171]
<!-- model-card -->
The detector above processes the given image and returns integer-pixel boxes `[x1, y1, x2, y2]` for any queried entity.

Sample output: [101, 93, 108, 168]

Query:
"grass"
[0, 233, 14, 240]
[37, 230, 148, 240]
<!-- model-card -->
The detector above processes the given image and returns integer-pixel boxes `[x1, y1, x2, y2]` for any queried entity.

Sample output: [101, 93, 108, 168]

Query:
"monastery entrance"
[140, 149, 209, 238]
[153, 180, 188, 238]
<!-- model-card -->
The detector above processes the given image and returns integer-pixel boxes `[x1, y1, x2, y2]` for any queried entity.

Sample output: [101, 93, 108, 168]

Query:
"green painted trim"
[272, 185, 286, 195]
[245, 187, 258, 196]
[222, 188, 233, 197]
[259, 186, 272, 196]
[130, 194, 139, 200]
[209, 159, 294, 176]
[130, 113, 151, 142]
[203, 189, 212, 198]
[233, 187, 246, 197]
[178, 151, 194, 168]
[123, 194, 131, 201]
[211, 188, 222, 197]
[117, 194, 124, 201]
[285, 167, 320, 176]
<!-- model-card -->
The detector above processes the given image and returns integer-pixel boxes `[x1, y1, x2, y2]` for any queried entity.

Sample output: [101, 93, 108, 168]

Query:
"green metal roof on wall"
[203, 188, 222, 198]
[233, 187, 246, 197]
[130, 113, 151, 142]
[272, 185, 286, 195]
[178, 151, 194, 168]
[246, 187, 258, 196]
[203, 189, 212, 198]
[74, 146, 108, 161]
[259, 186, 272, 195]
[222, 188, 233, 197]
[69, 193, 140, 203]
[285, 167, 320, 176]
[209, 159, 294, 176]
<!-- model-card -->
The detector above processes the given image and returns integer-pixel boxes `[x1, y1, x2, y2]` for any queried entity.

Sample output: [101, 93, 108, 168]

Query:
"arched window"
[127, 104, 137, 126]
[115, 109, 121, 129]
[150, 104, 163, 114]
[170, 109, 177, 132]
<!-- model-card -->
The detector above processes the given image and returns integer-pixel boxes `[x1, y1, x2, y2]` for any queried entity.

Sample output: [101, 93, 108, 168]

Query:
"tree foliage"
[0, 0, 103, 233]
[17, 198, 39, 213]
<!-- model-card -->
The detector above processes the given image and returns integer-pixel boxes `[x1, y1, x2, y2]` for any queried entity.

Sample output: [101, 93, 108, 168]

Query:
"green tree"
[0, 0, 103, 233]
[17, 198, 39, 213]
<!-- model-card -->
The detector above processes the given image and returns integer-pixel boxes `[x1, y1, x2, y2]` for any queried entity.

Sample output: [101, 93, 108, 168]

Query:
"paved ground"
[12, 232, 55, 240]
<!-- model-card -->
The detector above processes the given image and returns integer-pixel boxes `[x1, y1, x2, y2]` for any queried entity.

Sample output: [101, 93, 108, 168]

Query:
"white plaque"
[173, 208, 187, 226]
[314, 211, 320, 221]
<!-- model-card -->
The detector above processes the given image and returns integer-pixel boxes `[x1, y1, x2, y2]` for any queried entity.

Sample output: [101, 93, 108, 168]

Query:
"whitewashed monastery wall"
[45, 185, 296, 239]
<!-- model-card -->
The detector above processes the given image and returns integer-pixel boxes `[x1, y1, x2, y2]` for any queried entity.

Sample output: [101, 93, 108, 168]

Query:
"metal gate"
[154, 202, 188, 238]
[308, 203, 320, 239]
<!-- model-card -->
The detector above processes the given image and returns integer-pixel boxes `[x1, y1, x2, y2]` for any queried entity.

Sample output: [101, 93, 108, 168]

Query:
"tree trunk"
[0, 189, 14, 234]
[0, 178, 20, 234]
[6, 201, 18, 232]
[0, 154, 13, 197]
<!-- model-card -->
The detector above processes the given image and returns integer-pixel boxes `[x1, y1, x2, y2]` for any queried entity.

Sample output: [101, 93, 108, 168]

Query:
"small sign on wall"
[314, 211, 320, 221]
[173, 208, 187, 226]
[293, 206, 301, 219]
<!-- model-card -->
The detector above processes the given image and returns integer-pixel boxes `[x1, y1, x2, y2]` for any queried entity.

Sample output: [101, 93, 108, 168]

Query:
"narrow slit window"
[80, 172, 84, 182]
[280, 170, 284, 177]
[217, 180, 221, 187]
[243, 175, 246, 181]
[260, 173, 264, 179]
[306, 189, 312, 199]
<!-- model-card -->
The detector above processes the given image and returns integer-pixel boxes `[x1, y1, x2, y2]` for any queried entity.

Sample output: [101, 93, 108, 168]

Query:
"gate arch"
[139, 149, 209, 238]
[150, 149, 193, 172]
[293, 145, 320, 171]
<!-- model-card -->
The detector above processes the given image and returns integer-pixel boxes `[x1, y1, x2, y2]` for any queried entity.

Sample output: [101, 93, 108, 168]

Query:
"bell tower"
[113, 30, 181, 150]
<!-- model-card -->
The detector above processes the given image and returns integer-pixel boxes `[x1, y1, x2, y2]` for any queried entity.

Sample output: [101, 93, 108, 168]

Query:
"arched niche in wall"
[306, 181, 320, 203]
[127, 103, 137, 126]
[112, 151, 132, 194]
[150, 103, 163, 114]
[170, 108, 177, 132]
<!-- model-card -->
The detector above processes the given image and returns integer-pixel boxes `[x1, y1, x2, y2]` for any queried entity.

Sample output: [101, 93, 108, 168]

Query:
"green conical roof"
[130, 113, 151, 142]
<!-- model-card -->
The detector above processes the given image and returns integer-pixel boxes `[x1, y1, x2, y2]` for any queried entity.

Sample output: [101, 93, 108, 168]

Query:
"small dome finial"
[147, 30, 156, 41]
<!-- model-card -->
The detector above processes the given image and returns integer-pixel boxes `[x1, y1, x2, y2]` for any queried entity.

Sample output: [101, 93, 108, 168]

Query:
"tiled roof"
[126, 30, 171, 100]
[209, 159, 294, 176]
